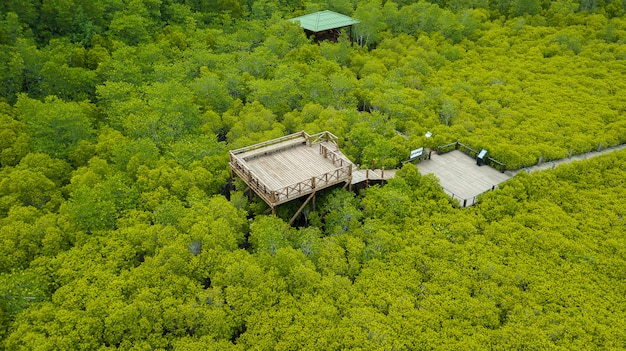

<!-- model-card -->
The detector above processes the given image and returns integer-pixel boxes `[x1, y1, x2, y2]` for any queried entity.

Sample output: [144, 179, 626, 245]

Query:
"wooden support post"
[271, 206, 276, 215]
[289, 192, 316, 225]
[245, 186, 252, 203]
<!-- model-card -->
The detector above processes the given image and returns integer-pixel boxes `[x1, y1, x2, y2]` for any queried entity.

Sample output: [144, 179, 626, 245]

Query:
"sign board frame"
[409, 147, 424, 160]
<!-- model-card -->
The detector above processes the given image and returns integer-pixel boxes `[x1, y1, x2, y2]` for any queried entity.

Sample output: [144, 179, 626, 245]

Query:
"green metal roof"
[289, 10, 359, 32]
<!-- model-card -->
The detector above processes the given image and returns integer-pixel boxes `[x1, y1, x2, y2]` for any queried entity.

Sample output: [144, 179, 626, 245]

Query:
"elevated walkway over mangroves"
[417, 142, 626, 207]
[230, 133, 626, 215]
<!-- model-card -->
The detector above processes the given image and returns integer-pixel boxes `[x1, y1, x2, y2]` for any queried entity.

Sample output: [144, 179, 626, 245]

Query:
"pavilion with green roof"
[289, 10, 359, 42]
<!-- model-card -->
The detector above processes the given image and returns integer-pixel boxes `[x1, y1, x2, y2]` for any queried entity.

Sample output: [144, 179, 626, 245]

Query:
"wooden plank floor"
[351, 169, 396, 184]
[416, 150, 511, 200]
[245, 142, 348, 190]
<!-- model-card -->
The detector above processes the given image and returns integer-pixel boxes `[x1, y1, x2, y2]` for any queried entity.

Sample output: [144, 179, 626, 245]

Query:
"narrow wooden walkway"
[508, 144, 626, 175]
[351, 168, 396, 184]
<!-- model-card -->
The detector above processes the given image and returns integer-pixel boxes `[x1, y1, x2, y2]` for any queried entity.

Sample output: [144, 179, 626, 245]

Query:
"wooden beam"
[289, 191, 316, 225]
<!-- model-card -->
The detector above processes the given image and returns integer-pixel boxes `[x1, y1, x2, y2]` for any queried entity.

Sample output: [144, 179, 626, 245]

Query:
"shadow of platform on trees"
[416, 150, 511, 206]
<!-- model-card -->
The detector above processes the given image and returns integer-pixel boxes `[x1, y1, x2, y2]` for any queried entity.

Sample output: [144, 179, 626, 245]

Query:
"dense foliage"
[1, 0, 625, 349]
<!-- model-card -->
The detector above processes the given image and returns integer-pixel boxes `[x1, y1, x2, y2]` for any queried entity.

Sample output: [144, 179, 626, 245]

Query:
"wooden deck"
[416, 150, 511, 206]
[351, 168, 396, 184]
[230, 131, 354, 209]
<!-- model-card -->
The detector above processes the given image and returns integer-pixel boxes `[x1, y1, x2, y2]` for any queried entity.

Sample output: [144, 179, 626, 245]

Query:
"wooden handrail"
[230, 131, 309, 155]
[307, 131, 339, 145]
[271, 164, 352, 204]
[319, 143, 350, 167]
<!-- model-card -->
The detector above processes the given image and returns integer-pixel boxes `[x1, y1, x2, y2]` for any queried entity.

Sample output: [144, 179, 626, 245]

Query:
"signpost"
[410, 147, 424, 160]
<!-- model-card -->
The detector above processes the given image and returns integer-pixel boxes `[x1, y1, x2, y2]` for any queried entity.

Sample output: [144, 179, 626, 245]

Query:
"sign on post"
[409, 147, 424, 160]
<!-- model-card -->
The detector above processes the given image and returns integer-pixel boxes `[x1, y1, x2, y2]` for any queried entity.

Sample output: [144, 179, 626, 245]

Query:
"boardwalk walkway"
[414, 144, 626, 206]
[416, 151, 511, 206]
[351, 168, 396, 184]
[507, 144, 626, 176]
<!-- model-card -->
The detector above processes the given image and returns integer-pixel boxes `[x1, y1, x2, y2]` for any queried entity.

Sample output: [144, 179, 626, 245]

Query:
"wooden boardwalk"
[509, 143, 626, 175]
[351, 168, 396, 184]
[231, 132, 626, 212]
[245, 143, 338, 189]
[416, 150, 511, 206]
[230, 131, 354, 213]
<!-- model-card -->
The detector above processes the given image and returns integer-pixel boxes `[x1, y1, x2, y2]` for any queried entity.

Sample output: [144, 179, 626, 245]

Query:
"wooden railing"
[230, 131, 307, 156]
[437, 142, 458, 155]
[437, 141, 507, 173]
[319, 143, 348, 167]
[307, 131, 339, 146]
[272, 164, 352, 205]
[442, 185, 499, 208]
[486, 157, 507, 173]
[229, 153, 277, 205]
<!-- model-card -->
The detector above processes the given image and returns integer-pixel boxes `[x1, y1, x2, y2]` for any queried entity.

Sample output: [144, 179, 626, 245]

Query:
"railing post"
[311, 177, 316, 189]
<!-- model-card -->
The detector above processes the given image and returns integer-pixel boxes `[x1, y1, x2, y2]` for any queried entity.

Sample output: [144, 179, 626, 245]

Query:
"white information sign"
[410, 147, 424, 160]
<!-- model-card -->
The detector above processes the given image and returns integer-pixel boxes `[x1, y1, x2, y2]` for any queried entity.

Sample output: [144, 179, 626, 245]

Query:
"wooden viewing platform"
[229, 131, 355, 217]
